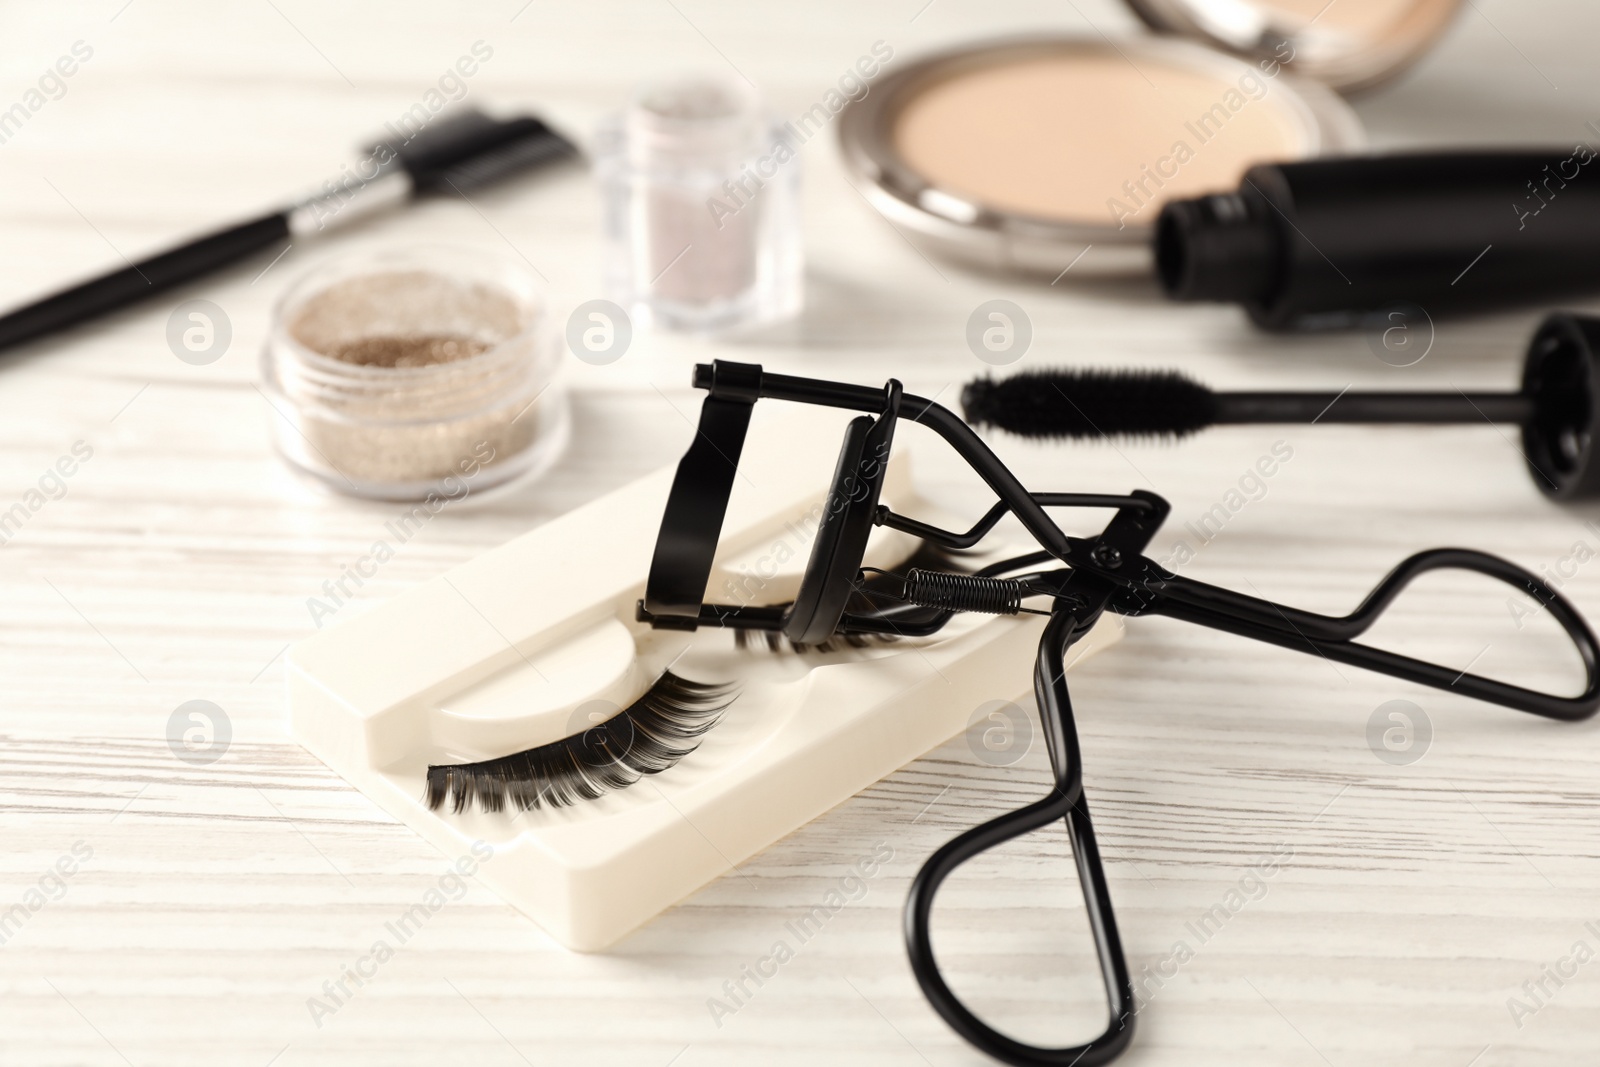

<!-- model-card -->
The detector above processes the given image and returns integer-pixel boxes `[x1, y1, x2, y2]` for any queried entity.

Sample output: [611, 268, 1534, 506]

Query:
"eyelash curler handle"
[905, 608, 1135, 1067]
[900, 517, 1600, 1067]
[1122, 548, 1600, 721]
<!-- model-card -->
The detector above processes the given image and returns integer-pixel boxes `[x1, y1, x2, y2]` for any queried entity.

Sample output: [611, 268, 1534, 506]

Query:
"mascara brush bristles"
[425, 671, 735, 815]
[962, 368, 1219, 440]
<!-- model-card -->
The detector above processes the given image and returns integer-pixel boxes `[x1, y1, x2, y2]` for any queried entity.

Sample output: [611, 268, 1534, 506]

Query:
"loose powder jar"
[595, 76, 803, 333]
[260, 248, 566, 501]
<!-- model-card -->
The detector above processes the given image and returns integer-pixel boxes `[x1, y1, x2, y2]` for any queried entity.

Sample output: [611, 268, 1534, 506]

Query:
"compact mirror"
[1126, 0, 1463, 90]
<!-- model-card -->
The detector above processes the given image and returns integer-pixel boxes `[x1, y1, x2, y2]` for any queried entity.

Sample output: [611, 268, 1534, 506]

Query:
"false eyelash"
[425, 671, 736, 815]
[734, 629, 898, 653]
[734, 540, 969, 653]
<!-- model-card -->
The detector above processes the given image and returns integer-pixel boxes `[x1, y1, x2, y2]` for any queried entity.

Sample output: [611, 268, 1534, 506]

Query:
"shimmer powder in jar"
[595, 76, 803, 333]
[260, 248, 566, 501]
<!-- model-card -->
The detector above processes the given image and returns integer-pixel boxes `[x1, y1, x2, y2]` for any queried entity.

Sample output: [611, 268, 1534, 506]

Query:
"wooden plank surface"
[2, 1, 1599, 1064]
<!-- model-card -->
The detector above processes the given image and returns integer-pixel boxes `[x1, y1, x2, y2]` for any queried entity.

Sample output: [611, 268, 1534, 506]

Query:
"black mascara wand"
[961, 312, 1600, 500]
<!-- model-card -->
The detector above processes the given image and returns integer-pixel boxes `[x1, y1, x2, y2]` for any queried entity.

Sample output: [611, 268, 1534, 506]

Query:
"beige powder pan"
[839, 37, 1363, 277]
[893, 50, 1313, 229]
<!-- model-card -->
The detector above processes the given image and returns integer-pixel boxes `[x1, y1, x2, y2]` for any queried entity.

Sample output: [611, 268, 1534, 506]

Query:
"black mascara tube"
[1156, 150, 1600, 330]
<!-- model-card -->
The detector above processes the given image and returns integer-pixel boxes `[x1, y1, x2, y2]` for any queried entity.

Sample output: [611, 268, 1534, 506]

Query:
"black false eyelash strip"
[734, 540, 968, 653]
[425, 671, 736, 815]
[733, 628, 890, 654]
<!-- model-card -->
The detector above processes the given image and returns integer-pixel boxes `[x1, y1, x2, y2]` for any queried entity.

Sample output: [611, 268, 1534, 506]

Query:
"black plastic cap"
[1522, 313, 1600, 499]
[1155, 193, 1278, 305]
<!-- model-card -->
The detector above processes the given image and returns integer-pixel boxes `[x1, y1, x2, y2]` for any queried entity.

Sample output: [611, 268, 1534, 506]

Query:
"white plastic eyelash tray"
[288, 408, 1123, 951]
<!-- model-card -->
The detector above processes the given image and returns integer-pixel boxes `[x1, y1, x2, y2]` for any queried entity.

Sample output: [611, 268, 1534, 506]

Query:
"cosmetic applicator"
[961, 311, 1600, 500]
[0, 107, 576, 355]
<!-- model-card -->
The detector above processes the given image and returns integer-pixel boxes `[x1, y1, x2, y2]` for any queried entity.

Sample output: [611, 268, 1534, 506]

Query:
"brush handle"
[1212, 391, 1534, 425]
[0, 211, 290, 355]
[0, 111, 576, 359]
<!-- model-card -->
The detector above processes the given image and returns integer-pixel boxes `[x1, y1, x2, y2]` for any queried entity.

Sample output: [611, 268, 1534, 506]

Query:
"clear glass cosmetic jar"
[595, 75, 803, 333]
[260, 247, 567, 501]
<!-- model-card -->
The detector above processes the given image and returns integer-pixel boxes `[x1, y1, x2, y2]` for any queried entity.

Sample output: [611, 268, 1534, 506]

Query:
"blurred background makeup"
[596, 75, 803, 333]
[1157, 150, 1600, 327]
[0, 108, 575, 357]
[839, 0, 1463, 278]
[1125, 0, 1462, 90]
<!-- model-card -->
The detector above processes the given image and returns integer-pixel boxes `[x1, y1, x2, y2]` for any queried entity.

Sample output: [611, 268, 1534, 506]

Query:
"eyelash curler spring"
[637, 359, 1600, 1067]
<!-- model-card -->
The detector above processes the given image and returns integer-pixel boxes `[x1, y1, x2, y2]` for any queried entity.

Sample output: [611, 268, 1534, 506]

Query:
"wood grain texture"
[2, 1, 1600, 1064]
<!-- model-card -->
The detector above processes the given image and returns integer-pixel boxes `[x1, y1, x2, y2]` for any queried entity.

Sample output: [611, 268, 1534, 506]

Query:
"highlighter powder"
[261, 248, 567, 501]
[892, 51, 1307, 227]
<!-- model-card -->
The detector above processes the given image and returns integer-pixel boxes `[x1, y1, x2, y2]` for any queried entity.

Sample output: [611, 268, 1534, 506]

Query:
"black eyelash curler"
[637, 360, 1600, 1067]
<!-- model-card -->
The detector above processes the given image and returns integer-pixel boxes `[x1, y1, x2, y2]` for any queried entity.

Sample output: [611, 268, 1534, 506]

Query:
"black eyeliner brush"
[961, 312, 1600, 500]
[0, 107, 577, 355]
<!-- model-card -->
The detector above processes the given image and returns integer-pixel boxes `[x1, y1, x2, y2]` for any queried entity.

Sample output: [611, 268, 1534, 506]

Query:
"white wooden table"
[2, 2, 1598, 1064]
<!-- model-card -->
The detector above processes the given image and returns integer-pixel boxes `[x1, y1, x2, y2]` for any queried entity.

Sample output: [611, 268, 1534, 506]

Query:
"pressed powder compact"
[839, 0, 1461, 276]
[260, 247, 566, 501]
